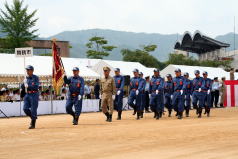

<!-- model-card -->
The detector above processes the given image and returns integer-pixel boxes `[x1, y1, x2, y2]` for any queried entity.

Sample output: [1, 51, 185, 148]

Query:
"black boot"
[185, 109, 189, 117]
[204, 106, 207, 114]
[140, 112, 144, 118]
[159, 111, 163, 118]
[104, 112, 110, 121]
[29, 119, 36, 129]
[153, 112, 156, 118]
[108, 114, 112, 122]
[73, 116, 79, 125]
[198, 108, 202, 118]
[156, 112, 160, 120]
[168, 110, 172, 117]
[136, 113, 140, 120]
[117, 111, 122, 120]
[207, 108, 210, 117]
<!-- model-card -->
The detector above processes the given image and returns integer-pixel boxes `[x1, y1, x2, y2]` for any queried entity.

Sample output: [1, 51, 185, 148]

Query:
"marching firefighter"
[21, 65, 40, 129]
[113, 68, 124, 120]
[164, 74, 173, 117]
[172, 68, 186, 119]
[64, 67, 84, 125]
[202, 71, 212, 117]
[149, 68, 164, 120]
[183, 72, 193, 117]
[192, 70, 204, 118]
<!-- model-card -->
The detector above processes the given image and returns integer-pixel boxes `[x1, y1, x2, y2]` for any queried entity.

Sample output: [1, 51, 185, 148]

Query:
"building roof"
[174, 31, 230, 54]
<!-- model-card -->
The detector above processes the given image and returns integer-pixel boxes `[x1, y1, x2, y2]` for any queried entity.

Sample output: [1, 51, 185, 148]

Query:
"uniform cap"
[103, 66, 111, 71]
[25, 65, 34, 70]
[133, 68, 139, 73]
[114, 68, 120, 72]
[202, 71, 208, 75]
[194, 70, 200, 74]
[183, 72, 189, 76]
[166, 74, 172, 77]
[154, 68, 160, 72]
[174, 68, 181, 72]
[72, 67, 79, 71]
[139, 72, 143, 75]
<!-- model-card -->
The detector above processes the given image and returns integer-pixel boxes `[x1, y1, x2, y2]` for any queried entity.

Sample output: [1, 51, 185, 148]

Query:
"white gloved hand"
[207, 90, 210, 95]
[99, 95, 102, 99]
[136, 90, 139, 95]
[156, 90, 159, 94]
[78, 95, 81, 100]
[112, 95, 115, 100]
[198, 88, 201, 92]
[117, 90, 121, 95]
[24, 79, 28, 88]
[180, 90, 183, 95]
[171, 95, 173, 99]
[149, 94, 151, 98]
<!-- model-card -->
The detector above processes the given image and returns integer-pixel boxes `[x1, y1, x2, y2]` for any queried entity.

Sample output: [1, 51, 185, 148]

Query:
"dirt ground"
[0, 108, 238, 159]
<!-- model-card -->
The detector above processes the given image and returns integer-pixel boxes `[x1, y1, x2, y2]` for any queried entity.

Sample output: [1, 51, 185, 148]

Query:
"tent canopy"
[160, 64, 238, 80]
[0, 54, 100, 79]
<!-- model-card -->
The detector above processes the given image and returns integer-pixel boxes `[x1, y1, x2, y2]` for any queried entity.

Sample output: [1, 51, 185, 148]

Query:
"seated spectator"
[12, 89, 20, 101]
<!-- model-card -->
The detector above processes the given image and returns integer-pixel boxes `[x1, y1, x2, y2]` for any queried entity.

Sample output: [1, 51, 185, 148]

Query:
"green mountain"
[44, 29, 182, 61]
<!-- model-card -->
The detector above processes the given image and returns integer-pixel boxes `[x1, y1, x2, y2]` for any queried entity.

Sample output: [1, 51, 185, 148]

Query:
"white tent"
[92, 60, 155, 78]
[0, 54, 100, 80]
[160, 64, 238, 80]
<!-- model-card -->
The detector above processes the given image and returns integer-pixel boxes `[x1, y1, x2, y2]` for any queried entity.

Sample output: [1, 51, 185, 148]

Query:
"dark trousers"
[145, 91, 150, 111]
[211, 90, 219, 107]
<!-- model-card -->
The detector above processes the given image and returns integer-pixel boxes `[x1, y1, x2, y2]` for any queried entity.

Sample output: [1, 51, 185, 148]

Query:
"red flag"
[52, 41, 65, 95]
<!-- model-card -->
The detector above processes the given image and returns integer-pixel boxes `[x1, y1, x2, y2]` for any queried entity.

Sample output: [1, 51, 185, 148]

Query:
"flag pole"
[51, 38, 57, 114]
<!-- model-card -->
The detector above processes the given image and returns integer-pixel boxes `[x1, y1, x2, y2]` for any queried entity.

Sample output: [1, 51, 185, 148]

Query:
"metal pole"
[50, 77, 53, 114]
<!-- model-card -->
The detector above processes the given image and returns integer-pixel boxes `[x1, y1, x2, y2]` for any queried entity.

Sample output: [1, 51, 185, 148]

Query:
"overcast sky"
[0, 0, 237, 37]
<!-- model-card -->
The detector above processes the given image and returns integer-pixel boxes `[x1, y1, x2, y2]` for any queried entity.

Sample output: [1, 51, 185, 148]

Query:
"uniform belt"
[71, 93, 79, 97]
[152, 90, 160, 93]
[175, 90, 181, 92]
[201, 90, 208, 92]
[132, 88, 138, 90]
[27, 90, 38, 94]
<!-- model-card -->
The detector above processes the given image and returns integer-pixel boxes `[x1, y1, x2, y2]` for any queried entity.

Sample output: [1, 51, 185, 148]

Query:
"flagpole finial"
[52, 38, 57, 42]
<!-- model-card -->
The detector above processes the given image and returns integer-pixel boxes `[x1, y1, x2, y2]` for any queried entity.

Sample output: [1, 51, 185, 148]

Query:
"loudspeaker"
[124, 75, 130, 86]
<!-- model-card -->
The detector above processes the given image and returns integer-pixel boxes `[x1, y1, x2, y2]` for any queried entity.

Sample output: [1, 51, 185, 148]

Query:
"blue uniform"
[64, 75, 84, 117]
[172, 76, 186, 113]
[149, 75, 164, 114]
[192, 77, 204, 109]
[21, 75, 40, 120]
[113, 75, 124, 111]
[164, 80, 173, 112]
[184, 78, 193, 109]
[201, 78, 212, 108]
[128, 77, 143, 112]
[139, 77, 146, 112]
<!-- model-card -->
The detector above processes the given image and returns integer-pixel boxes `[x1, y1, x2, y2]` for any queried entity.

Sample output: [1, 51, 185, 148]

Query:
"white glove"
[180, 90, 183, 95]
[136, 90, 139, 95]
[198, 88, 201, 92]
[207, 90, 210, 95]
[171, 95, 173, 99]
[117, 90, 121, 95]
[112, 95, 115, 100]
[149, 94, 151, 98]
[24, 79, 28, 88]
[156, 90, 159, 94]
[78, 95, 81, 100]
[99, 95, 102, 99]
